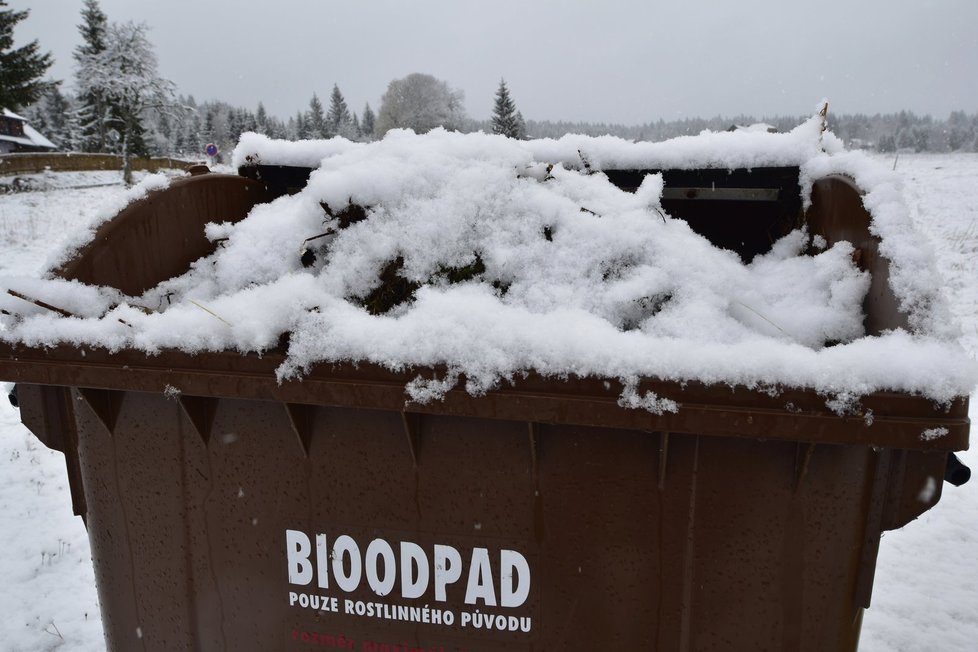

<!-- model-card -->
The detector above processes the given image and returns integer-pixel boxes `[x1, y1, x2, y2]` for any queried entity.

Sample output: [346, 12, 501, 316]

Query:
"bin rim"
[0, 340, 967, 452]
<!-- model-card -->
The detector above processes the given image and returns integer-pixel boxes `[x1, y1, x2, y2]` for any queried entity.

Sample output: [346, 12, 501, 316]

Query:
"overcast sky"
[8, 0, 978, 125]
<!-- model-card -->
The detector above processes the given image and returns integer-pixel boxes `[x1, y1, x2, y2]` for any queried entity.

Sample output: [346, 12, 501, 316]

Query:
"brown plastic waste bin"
[0, 167, 970, 652]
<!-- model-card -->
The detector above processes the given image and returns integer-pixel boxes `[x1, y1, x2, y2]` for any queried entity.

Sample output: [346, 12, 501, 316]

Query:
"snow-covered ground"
[0, 155, 976, 651]
[858, 153, 978, 651]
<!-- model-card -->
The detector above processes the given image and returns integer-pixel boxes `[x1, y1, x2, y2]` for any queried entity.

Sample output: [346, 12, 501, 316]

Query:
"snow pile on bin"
[1, 111, 976, 407]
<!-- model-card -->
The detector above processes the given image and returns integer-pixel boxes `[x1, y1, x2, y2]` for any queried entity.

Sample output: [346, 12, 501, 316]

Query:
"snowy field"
[0, 154, 976, 651]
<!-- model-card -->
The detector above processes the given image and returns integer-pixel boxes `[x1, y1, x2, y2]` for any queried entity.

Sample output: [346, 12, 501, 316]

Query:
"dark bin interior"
[605, 166, 804, 262]
[239, 164, 804, 263]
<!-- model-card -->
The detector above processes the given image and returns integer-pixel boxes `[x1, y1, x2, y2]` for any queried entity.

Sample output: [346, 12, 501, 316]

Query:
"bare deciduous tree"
[374, 73, 466, 138]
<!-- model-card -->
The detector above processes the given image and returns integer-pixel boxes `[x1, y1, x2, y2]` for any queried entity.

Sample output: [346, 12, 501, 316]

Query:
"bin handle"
[945, 453, 971, 487]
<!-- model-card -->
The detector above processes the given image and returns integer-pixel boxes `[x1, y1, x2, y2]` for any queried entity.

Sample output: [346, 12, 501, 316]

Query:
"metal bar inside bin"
[661, 187, 780, 201]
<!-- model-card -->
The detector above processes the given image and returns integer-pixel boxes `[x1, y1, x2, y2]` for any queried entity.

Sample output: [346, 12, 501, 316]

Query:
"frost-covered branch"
[73, 20, 177, 181]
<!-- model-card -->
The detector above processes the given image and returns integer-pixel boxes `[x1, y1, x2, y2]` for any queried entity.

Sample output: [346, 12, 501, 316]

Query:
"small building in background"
[0, 109, 58, 154]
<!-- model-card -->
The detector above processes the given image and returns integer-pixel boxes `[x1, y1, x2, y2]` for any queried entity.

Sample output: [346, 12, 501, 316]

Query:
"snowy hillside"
[0, 154, 976, 651]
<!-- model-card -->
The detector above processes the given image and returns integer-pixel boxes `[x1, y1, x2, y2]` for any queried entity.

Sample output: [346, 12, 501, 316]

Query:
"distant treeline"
[490, 110, 978, 154]
[28, 87, 978, 160]
[209, 106, 978, 160]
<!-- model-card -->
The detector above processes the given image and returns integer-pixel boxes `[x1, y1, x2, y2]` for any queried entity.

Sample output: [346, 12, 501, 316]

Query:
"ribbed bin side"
[52, 386, 903, 651]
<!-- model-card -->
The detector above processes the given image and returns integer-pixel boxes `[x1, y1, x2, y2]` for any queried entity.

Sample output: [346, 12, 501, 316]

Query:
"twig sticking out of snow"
[731, 299, 788, 337]
[188, 300, 232, 327]
[6, 289, 74, 318]
[42, 621, 64, 640]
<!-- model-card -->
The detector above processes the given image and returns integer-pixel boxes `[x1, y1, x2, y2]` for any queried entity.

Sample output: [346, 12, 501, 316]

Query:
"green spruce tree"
[0, 0, 54, 111]
[490, 78, 521, 139]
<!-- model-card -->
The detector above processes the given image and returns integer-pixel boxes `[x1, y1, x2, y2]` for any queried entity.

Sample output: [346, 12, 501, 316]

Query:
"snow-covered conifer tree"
[172, 95, 201, 157]
[227, 107, 244, 143]
[307, 94, 327, 139]
[361, 102, 376, 140]
[255, 101, 268, 135]
[25, 84, 76, 149]
[72, 0, 111, 151]
[326, 84, 356, 139]
[293, 110, 309, 140]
